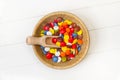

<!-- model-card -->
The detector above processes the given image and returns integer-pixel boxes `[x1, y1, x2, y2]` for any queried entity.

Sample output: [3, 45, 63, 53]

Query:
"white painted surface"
[0, 0, 120, 80]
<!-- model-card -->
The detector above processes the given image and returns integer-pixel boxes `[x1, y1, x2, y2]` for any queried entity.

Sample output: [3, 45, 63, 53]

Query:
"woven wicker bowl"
[32, 11, 89, 69]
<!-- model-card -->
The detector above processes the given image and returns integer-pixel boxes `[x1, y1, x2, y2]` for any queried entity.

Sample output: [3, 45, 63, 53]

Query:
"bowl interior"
[32, 12, 89, 69]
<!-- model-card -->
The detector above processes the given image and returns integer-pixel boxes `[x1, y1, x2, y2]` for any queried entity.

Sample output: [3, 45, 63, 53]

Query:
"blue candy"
[54, 23, 58, 26]
[44, 31, 48, 35]
[52, 56, 58, 62]
[77, 46, 81, 51]
[72, 33, 77, 38]
[43, 50, 47, 55]
[59, 34, 64, 38]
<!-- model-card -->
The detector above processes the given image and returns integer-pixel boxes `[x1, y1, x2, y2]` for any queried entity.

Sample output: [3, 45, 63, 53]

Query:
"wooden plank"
[1, 0, 120, 23]
[0, 48, 119, 80]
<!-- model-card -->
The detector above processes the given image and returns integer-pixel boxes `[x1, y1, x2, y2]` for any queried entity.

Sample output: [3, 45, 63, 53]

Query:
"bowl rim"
[32, 11, 90, 69]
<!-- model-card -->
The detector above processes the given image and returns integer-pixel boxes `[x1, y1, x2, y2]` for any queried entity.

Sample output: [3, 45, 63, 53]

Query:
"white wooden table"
[0, 0, 120, 80]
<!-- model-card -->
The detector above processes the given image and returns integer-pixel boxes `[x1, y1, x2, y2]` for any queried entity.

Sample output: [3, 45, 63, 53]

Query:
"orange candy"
[66, 28, 70, 33]
[62, 22, 68, 26]
[65, 50, 71, 55]
[60, 52, 66, 57]
[78, 39, 83, 45]
[75, 49, 78, 55]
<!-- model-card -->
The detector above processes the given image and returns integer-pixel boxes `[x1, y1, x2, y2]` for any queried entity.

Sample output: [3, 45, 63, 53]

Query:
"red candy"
[50, 22, 54, 28]
[68, 54, 75, 59]
[60, 41, 66, 47]
[43, 26, 49, 31]
[70, 28, 74, 33]
[52, 38, 57, 43]
[46, 52, 53, 59]
[72, 44, 77, 49]
[68, 38, 74, 43]
[60, 29, 66, 34]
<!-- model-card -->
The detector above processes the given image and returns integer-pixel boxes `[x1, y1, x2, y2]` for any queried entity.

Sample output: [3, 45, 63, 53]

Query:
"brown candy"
[56, 17, 63, 22]
[77, 34, 83, 39]
[71, 23, 77, 28]
[53, 31, 59, 36]
[67, 45, 72, 48]
[74, 26, 81, 32]
[57, 37, 63, 42]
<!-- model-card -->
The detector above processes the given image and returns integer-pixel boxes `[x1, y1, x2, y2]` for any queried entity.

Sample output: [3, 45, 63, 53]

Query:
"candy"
[57, 57, 61, 63]
[44, 31, 48, 35]
[49, 28, 54, 34]
[75, 49, 78, 55]
[66, 28, 70, 33]
[46, 52, 52, 59]
[46, 31, 52, 35]
[70, 28, 74, 33]
[53, 26, 59, 30]
[72, 44, 77, 49]
[67, 42, 72, 46]
[64, 20, 72, 25]
[77, 34, 83, 39]
[55, 51, 60, 56]
[77, 46, 81, 51]
[61, 57, 67, 62]
[52, 56, 58, 62]
[61, 46, 67, 52]
[58, 22, 63, 26]
[74, 26, 81, 32]
[40, 34, 44, 36]
[77, 30, 83, 35]
[62, 22, 68, 27]
[60, 41, 66, 47]
[56, 17, 63, 22]
[43, 26, 49, 31]
[49, 22, 54, 28]
[68, 38, 74, 43]
[44, 47, 50, 52]
[40, 30, 45, 34]
[72, 39, 78, 44]
[71, 23, 77, 28]
[72, 33, 77, 38]
[43, 50, 47, 54]
[68, 54, 75, 59]
[49, 48, 57, 54]
[52, 38, 57, 43]
[56, 42, 60, 46]
[78, 39, 83, 45]
[60, 52, 66, 57]
[57, 37, 63, 42]
[60, 29, 66, 34]
[65, 50, 71, 55]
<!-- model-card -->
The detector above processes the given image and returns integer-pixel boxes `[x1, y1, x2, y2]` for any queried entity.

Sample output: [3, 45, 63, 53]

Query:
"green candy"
[61, 57, 67, 62]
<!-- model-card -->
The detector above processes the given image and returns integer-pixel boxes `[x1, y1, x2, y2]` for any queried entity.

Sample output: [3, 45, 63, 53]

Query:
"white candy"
[55, 51, 60, 56]
[69, 25, 72, 28]
[44, 47, 50, 52]
[57, 57, 61, 63]
[53, 26, 59, 30]
[67, 43, 72, 46]
[46, 31, 52, 35]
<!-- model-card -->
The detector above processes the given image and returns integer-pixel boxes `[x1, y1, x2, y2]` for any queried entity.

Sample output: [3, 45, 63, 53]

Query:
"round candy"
[55, 51, 60, 56]
[60, 29, 66, 34]
[72, 44, 77, 49]
[65, 50, 71, 55]
[68, 38, 74, 43]
[74, 26, 81, 32]
[77, 46, 81, 51]
[54, 23, 58, 26]
[70, 28, 74, 33]
[56, 42, 60, 47]
[66, 28, 70, 33]
[67, 42, 72, 46]
[60, 41, 66, 47]
[64, 20, 72, 25]
[46, 52, 52, 59]
[72, 39, 78, 44]
[57, 37, 63, 42]
[49, 28, 54, 34]
[43, 26, 49, 31]
[53, 26, 59, 30]
[44, 31, 48, 35]
[41, 30, 45, 34]
[61, 46, 67, 52]
[44, 47, 50, 52]
[46, 31, 52, 35]
[52, 56, 58, 62]
[60, 52, 66, 57]
[78, 39, 83, 45]
[61, 57, 67, 62]
[78, 34, 83, 39]
[56, 17, 63, 22]
[52, 38, 57, 43]
[57, 57, 61, 63]
[68, 54, 75, 59]
[49, 22, 54, 28]
[72, 33, 77, 38]
[71, 23, 77, 28]
[77, 30, 83, 35]
[49, 48, 57, 54]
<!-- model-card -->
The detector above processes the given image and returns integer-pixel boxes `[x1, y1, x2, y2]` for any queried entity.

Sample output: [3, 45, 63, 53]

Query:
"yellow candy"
[40, 34, 44, 36]
[56, 42, 60, 46]
[49, 28, 54, 34]
[77, 30, 83, 35]
[64, 20, 72, 25]
[64, 39, 68, 43]
[50, 48, 56, 54]
[71, 49, 75, 54]
[61, 46, 67, 52]
[58, 22, 63, 26]
[72, 39, 78, 44]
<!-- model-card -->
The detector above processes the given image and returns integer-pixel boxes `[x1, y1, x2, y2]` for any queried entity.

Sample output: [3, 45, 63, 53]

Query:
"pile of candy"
[40, 17, 83, 63]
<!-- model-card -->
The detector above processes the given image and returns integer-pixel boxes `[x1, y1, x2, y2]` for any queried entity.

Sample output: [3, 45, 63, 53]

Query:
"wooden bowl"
[32, 11, 90, 69]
